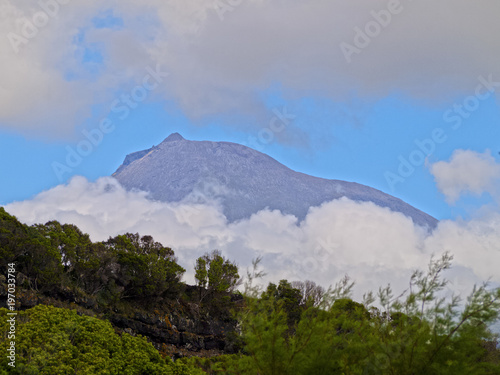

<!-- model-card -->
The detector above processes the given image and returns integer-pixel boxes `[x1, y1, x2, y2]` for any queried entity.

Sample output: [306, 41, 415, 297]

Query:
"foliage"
[1, 207, 500, 374]
[262, 280, 303, 329]
[242, 256, 267, 298]
[0, 208, 63, 292]
[177, 355, 239, 374]
[0, 305, 202, 374]
[0, 208, 186, 303]
[194, 250, 240, 304]
[227, 253, 500, 375]
[34, 220, 103, 293]
[104, 233, 185, 299]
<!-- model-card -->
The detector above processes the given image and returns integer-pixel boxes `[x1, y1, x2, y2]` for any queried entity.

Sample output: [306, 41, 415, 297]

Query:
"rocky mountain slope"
[113, 133, 437, 228]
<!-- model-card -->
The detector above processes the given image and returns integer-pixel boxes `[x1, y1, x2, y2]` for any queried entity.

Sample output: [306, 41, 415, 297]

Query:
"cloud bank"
[5, 174, 499, 301]
[2, 0, 500, 137]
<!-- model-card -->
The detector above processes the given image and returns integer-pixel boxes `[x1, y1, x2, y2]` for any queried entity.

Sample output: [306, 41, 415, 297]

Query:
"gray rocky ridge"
[113, 133, 438, 228]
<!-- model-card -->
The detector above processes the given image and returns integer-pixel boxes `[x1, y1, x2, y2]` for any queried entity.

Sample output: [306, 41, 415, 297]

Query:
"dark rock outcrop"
[0, 280, 242, 359]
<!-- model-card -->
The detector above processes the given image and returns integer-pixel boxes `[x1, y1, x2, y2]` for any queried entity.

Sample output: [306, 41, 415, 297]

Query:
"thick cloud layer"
[2, 0, 500, 137]
[5, 175, 498, 301]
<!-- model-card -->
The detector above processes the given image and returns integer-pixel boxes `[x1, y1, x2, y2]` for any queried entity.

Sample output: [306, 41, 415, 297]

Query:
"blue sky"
[1, 90, 498, 221]
[2, 1, 500, 296]
[1, 1, 499, 222]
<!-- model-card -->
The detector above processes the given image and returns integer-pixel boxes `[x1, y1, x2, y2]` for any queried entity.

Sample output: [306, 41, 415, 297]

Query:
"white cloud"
[430, 150, 500, 204]
[4, 176, 499, 301]
[425, 214, 500, 282]
[2, 0, 500, 138]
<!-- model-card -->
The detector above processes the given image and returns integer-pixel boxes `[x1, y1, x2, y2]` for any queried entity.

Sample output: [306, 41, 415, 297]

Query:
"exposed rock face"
[0, 279, 242, 359]
[108, 307, 237, 357]
[113, 133, 437, 228]
[107, 286, 243, 358]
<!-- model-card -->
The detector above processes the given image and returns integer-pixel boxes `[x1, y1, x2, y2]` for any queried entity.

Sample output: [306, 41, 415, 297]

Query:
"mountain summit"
[113, 133, 437, 228]
[163, 132, 185, 142]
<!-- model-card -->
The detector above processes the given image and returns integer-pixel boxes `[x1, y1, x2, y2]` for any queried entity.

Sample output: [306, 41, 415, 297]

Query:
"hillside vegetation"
[1, 207, 499, 374]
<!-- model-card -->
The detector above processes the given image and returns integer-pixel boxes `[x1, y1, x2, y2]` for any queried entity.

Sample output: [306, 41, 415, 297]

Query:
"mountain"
[113, 133, 438, 228]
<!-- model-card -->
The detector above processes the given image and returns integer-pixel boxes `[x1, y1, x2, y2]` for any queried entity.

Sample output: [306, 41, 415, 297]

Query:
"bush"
[0, 305, 202, 374]
[229, 253, 500, 375]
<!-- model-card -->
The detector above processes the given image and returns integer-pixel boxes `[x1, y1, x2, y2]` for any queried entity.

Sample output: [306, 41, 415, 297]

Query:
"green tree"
[262, 280, 303, 329]
[194, 256, 208, 290]
[33, 221, 100, 292]
[367, 253, 500, 374]
[0, 209, 63, 292]
[194, 250, 240, 302]
[230, 253, 500, 375]
[104, 233, 185, 299]
[0, 208, 28, 269]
